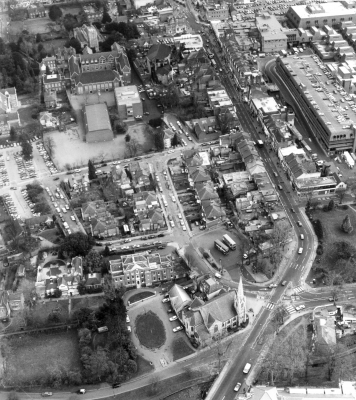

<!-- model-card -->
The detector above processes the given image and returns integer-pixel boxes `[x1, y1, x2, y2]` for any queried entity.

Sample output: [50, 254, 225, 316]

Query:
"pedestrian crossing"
[285, 305, 296, 314]
[294, 286, 304, 294]
[265, 302, 275, 310]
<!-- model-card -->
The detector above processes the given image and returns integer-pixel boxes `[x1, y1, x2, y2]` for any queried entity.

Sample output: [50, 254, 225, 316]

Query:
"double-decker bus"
[214, 239, 229, 255]
[222, 234, 236, 250]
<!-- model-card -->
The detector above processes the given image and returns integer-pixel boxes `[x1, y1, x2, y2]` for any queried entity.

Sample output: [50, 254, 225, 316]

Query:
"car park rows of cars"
[14, 152, 37, 180]
[36, 142, 58, 174]
[0, 154, 9, 187]
[21, 188, 41, 217]
[46, 186, 75, 235]
[2, 194, 21, 220]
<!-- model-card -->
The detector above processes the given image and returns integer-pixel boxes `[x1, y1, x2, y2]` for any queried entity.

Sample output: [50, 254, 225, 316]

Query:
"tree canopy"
[59, 232, 95, 258]
[48, 4, 63, 21]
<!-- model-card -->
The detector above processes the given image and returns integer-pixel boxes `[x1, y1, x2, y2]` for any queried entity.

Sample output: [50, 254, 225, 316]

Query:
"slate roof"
[84, 103, 111, 132]
[76, 69, 120, 85]
[200, 291, 237, 325]
[147, 43, 171, 60]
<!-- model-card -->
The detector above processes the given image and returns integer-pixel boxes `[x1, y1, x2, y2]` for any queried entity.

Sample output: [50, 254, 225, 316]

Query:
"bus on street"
[214, 239, 229, 255]
[222, 234, 236, 250]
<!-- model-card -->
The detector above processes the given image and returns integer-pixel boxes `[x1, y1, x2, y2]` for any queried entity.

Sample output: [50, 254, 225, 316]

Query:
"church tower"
[234, 276, 247, 325]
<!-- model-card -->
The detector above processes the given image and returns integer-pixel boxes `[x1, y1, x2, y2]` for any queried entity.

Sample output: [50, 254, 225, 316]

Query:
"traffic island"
[135, 311, 166, 350]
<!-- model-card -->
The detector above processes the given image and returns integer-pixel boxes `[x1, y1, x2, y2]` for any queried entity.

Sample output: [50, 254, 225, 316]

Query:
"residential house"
[139, 208, 165, 231]
[39, 112, 59, 128]
[85, 273, 102, 289]
[44, 91, 58, 108]
[7, 291, 24, 313]
[133, 191, 159, 212]
[182, 149, 204, 168]
[40, 56, 57, 73]
[25, 215, 53, 231]
[196, 181, 219, 202]
[189, 166, 211, 184]
[36, 257, 83, 298]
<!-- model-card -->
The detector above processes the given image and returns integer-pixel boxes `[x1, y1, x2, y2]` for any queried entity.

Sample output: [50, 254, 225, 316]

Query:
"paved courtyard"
[126, 290, 195, 370]
[191, 226, 249, 282]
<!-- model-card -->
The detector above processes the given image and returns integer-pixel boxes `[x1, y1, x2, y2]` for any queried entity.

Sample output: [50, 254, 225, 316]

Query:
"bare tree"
[43, 136, 56, 159]
[125, 138, 142, 158]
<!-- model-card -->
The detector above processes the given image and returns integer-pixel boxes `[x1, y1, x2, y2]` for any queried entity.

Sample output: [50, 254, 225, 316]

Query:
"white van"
[300, 234, 304, 240]
[215, 272, 222, 279]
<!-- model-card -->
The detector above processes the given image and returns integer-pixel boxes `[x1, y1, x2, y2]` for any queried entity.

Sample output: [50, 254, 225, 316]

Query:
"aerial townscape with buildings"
[3, 0, 356, 398]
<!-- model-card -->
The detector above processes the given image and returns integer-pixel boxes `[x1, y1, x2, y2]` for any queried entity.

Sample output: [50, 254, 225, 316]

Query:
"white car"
[178, 213, 182, 219]
[71, 215, 75, 221]
[173, 326, 183, 332]
[234, 383, 241, 392]
[169, 315, 178, 321]
[298, 247, 303, 254]
[162, 298, 170, 303]
[126, 315, 130, 323]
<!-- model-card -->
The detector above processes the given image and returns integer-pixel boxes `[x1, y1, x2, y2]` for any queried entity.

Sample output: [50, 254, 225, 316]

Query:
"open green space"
[311, 207, 356, 282]
[128, 291, 155, 304]
[71, 294, 105, 313]
[39, 228, 62, 244]
[4, 330, 81, 385]
[135, 311, 166, 349]
[172, 337, 195, 361]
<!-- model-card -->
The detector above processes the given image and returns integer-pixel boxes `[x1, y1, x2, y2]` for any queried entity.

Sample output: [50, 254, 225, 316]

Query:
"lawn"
[311, 207, 356, 278]
[3, 330, 81, 385]
[172, 337, 195, 361]
[128, 291, 155, 304]
[71, 294, 105, 313]
[39, 227, 62, 244]
[135, 311, 166, 349]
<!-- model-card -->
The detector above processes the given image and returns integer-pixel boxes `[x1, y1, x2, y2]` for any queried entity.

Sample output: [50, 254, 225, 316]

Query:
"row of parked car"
[2, 194, 20, 220]
[14, 153, 37, 180]
[21, 188, 41, 217]
[0, 154, 9, 187]
[36, 142, 58, 174]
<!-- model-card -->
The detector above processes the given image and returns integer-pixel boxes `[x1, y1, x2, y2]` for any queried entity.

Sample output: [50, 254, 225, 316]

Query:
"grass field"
[172, 338, 195, 361]
[39, 228, 62, 244]
[4, 330, 80, 385]
[128, 291, 155, 304]
[71, 294, 105, 313]
[135, 311, 166, 349]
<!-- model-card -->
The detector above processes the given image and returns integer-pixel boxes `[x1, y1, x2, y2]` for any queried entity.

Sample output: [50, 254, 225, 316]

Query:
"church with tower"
[170, 277, 247, 346]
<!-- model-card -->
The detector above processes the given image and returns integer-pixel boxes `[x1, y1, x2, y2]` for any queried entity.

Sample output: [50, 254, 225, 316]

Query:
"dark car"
[53, 177, 59, 181]
[157, 233, 165, 237]
[290, 208, 295, 213]
[142, 237, 148, 240]
[112, 383, 121, 388]
[148, 234, 155, 239]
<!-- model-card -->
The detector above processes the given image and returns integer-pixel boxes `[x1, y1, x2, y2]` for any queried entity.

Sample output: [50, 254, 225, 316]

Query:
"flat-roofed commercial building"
[114, 86, 143, 120]
[275, 55, 356, 154]
[286, 2, 356, 30]
[173, 34, 204, 52]
[256, 14, 288, 53]
[293, 175, 338, 197]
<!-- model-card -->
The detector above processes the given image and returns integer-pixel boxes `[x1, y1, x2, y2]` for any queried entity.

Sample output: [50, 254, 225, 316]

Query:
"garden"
[309, 204, 356, 284]
[3, 330, 81, 387]
[135, 311, 166, 349]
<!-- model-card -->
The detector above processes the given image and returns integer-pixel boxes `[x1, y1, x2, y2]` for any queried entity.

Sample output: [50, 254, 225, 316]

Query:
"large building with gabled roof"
[168, 277, 247, 346]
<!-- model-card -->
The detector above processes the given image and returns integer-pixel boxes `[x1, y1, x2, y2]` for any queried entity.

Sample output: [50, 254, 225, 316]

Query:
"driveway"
[127, 291, 192, 370]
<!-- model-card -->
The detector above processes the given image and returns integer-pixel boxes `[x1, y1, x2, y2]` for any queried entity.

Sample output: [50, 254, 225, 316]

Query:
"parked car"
[162, 298, 170, 303]
[41, 393, 53, 397]
[173, 326, 183, 332]
[169, 315, 178, 321]
[112, 383, 121, 388]
[77, 389, 86, 394]
[234, 383, 241, 392]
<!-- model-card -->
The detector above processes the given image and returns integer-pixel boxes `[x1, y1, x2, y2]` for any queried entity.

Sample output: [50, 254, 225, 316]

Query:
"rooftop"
[288, 2, 356, 19]
[279, 55, 356, 136]
[84, 103, 111, 133]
